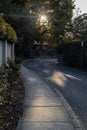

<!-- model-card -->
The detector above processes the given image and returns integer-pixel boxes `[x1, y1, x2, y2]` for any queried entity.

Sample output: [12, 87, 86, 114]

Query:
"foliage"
[60, 42, 87, 69]
[0, 17, 17, 42]
[60, 13, 87, 43]
[31, 0, 75, 43]
[10, 0, 28, 7]
[7, 59, 20, 76]
[13, 17, 41, 57]
[57, 14, 87, 68]
[0, 61, 20, 105]
[72, 14, 87, 41]
[63, 32, 74, 42]
[0, 68, 10, 105]
[0, 61, 23, 130]
[0, 0, 75, 57]
[49, 0, 74, 43]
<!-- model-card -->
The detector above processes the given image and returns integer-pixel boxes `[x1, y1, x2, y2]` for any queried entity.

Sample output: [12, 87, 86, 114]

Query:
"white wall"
[0, 41, 2, 66]
[0, 40, 14, 66]
[7, 43, 12, 59]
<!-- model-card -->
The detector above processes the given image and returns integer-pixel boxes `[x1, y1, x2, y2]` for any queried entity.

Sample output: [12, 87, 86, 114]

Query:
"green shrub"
[0, 17, 17, 43]
[15, 57, 23, 64]
[0, 61, 20, 106]
[0, 61, 21, 128]
[0, 61, 22, 129]
[0, 68, 10, 105]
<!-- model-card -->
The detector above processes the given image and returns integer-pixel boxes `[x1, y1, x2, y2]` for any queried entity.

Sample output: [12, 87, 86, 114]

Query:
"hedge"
[57, 41, 87, 69]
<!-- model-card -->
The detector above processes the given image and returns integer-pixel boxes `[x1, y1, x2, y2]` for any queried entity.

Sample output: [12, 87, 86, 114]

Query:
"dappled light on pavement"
[50, 72, 67, 87]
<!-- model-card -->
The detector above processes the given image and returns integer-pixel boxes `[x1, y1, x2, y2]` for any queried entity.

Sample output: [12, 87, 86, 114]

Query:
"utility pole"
[81, 41, 84, 69]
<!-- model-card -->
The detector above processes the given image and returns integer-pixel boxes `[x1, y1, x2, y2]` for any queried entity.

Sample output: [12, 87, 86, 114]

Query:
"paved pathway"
[17, 66, 75, 130]
[23, 58, 87, 130]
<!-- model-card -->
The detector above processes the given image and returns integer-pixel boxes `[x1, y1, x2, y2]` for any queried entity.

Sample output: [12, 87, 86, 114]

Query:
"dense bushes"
[63, 42, 81, 67]
[0, 17, 17, 43]
[57, 41, 87, 69]
[0, 61, 24, 130]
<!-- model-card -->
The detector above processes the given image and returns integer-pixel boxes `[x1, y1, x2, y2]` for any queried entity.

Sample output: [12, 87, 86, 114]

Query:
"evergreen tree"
[49, 0, 74, 42]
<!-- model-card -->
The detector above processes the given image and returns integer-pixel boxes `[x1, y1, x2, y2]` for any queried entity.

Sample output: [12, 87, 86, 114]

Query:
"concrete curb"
[54, 88, 84, 130]
[20, 59, 85, 130]
[16, 118, 22, 130]
[41, 77, 85, 130]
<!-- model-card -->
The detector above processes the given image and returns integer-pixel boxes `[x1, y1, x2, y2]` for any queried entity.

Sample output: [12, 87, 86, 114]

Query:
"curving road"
[23, 57, 87, 130]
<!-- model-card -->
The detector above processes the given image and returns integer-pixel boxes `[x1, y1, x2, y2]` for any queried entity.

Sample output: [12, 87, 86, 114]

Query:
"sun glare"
[39, 15, 48, 25]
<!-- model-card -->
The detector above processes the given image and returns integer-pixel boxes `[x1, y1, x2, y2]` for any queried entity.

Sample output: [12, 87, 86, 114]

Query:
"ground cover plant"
[0, 61, 24, 130]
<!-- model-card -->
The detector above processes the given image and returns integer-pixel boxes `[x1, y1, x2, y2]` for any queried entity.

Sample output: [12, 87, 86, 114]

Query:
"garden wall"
[0, 40, 14, 66]
[0, 41, 3, 66]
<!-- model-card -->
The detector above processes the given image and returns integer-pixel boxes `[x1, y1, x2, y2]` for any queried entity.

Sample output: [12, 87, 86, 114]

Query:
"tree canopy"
[49, 0, 74, 41]
[0, 0, 75, 56]
[72, 14, 87, 41]
[0, 0, 74, 41]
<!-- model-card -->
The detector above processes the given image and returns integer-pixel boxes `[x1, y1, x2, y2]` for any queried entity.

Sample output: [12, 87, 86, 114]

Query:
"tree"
[72, 13, 87, 41]
[0, 0, 75, 57]
[29, 0, 75, 44]
[0, 0, 40, 57]
[50, 0, 74, 42]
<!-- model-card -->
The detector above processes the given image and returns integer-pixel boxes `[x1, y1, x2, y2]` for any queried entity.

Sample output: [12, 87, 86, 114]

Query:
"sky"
[74, 0, 87, 15]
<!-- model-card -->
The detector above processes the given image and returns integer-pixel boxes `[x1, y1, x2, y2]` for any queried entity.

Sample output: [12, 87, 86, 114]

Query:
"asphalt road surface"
[23, 57, 87, 129]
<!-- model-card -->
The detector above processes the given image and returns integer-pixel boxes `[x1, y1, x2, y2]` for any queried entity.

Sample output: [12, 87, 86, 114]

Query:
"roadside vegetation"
[57, 14, 87, 70]
[0, 60, 24, 130]
[0, 8, 24, 130]
[57, 41, 87, 69]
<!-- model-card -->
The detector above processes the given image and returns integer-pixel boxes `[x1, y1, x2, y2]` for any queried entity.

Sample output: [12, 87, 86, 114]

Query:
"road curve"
[23, 58, 87, 130]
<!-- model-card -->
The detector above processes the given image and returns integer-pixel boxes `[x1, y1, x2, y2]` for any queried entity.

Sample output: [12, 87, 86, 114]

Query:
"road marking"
[64, 74, 82, 81]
